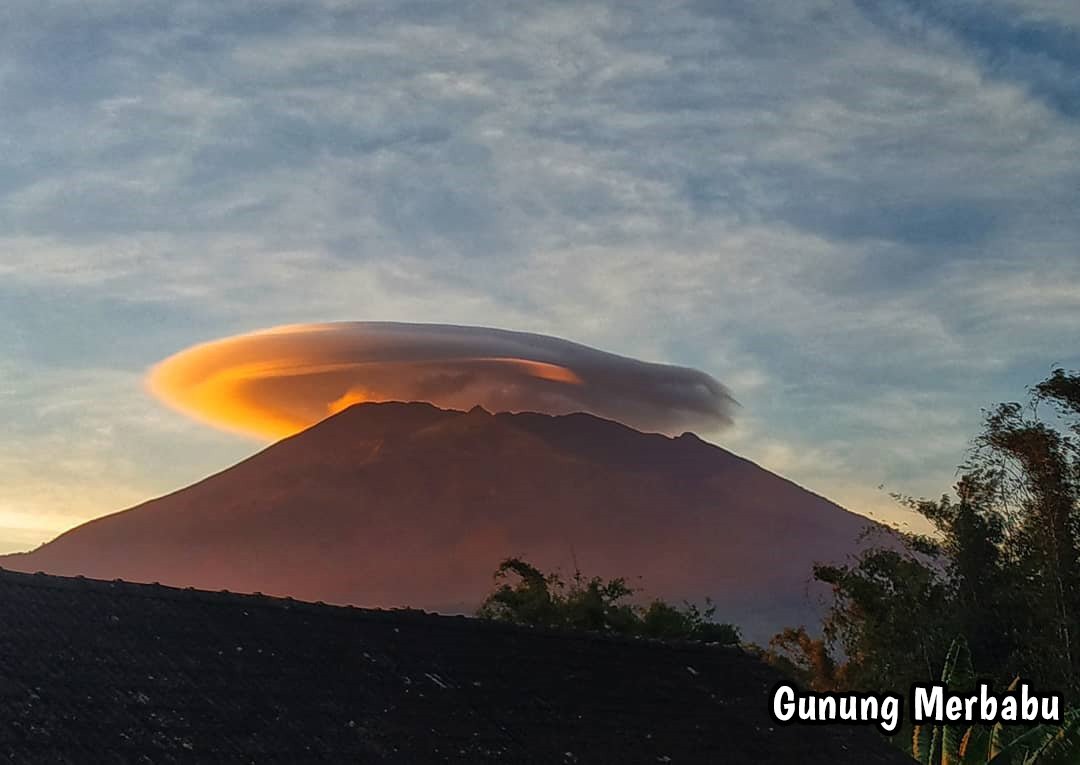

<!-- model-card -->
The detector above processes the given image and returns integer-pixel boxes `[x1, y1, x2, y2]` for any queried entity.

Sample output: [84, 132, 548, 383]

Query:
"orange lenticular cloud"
[147, 322, 735, 441]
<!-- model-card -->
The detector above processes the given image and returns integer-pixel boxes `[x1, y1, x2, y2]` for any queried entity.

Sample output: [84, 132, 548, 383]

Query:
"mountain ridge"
[3, 402, 878, 640]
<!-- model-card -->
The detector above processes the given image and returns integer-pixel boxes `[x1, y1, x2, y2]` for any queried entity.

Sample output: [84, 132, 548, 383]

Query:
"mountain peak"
[2, 399, 878, 641]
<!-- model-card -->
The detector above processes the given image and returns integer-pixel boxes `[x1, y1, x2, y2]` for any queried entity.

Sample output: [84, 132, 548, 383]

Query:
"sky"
[1, 0, 1078, 553]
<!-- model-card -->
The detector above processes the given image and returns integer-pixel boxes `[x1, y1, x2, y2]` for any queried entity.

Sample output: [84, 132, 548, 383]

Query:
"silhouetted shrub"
[477, 557, 741, 644]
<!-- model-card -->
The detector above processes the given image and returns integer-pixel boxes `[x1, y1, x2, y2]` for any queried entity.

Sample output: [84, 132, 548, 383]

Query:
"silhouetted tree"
[477, 557, 741, 644]
[778, 369, 1080, 702]
[812, 541, 952, 692]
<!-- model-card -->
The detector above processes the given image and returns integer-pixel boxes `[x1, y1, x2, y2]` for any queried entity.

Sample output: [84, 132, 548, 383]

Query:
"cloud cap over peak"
[147, 322, 736, 440]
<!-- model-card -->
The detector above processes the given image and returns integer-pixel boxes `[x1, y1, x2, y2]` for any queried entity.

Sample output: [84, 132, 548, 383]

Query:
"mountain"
[2, 402, 879, 640]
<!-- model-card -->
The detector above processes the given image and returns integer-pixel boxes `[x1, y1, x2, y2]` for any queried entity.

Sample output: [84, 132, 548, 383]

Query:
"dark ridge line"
[0, 567, 744, 654]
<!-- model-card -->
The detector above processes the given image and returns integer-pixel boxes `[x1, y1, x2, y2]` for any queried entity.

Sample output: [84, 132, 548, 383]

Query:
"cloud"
[1, 0, 1079, 549]
[147, 322, 735, 440]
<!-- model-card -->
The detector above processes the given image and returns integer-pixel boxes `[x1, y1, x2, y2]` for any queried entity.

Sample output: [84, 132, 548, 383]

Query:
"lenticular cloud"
[147, 322, 735, 440]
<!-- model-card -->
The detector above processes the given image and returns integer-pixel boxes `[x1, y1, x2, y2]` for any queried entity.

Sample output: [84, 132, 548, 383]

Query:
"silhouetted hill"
[0, 569, 913, 763]
[3, 402, 880, 640]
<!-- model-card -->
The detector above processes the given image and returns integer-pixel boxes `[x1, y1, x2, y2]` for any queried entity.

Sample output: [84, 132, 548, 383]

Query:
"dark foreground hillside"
[0, 569, 911, 764]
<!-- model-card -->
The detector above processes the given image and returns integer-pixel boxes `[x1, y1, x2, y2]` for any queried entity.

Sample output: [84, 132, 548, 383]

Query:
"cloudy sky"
[1, 0, 1078, 552]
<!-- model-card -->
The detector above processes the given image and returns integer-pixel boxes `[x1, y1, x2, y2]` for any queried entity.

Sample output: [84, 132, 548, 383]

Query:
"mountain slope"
[2, 402, 878, 639]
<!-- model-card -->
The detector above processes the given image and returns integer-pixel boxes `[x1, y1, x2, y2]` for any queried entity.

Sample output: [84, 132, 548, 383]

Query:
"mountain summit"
[3, 402, 875, 639]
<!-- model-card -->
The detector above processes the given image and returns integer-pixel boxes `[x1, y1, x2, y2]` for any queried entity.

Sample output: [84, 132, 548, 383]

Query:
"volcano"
[2, 402, 877, 640]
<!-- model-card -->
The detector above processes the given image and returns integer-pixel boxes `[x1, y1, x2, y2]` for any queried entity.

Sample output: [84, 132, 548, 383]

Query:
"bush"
[477, 557, 741, 644]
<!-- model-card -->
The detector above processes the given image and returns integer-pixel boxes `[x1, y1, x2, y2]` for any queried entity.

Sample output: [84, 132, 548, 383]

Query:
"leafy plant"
[912, 636, 1080, 764]
[476, 557, 740, 644]
[793, 369, 1080, 707]
[761, 626, 846, 692]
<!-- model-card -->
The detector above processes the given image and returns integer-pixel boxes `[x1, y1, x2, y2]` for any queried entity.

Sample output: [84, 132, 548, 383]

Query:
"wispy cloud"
[0, 0, 1077, 547]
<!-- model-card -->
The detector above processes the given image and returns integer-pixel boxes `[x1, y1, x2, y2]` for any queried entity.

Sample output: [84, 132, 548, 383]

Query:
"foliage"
[912, 636, 1080, 765]
[476, 557, 740, 644]
[761, 626, 846, 691]
[812, 543, 952, 692]
[776, 369, 1080, 704]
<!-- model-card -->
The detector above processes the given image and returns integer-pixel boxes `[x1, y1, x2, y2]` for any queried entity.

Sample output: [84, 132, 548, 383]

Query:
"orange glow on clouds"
[147, 322, 734, 440]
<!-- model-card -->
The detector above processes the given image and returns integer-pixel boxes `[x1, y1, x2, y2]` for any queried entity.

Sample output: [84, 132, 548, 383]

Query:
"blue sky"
[1, 0, 1078, 552]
